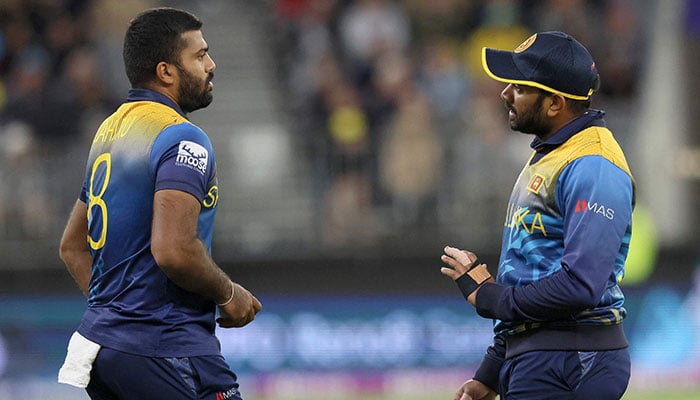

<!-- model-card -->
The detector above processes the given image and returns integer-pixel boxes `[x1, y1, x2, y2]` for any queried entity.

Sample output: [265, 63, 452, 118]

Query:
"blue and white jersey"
[487, 111, 635, 335]
[76, 88, 221, 357]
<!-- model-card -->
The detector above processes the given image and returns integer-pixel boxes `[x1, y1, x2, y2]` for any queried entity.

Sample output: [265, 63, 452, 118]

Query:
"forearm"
[59, 200, 92, 297]
[152, 189, 233, 304]
[63, 253, 92, 297]
[473, 334, 506, 393]
[154, 236, 232, 305]
[475, 266, 598, 321]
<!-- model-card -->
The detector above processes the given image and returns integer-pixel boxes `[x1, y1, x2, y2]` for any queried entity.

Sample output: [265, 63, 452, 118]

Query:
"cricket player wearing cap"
[440, 31, 634, 399]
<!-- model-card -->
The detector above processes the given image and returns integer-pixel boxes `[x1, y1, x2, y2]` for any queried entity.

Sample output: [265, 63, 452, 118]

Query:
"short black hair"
[567, 73, 599, 114]
[536, 86, 593, 116]
[568, 97, 591, 115]
[123, 7, 203, 87]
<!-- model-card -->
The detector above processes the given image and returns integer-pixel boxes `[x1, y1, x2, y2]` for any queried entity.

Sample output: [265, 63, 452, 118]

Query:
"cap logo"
[514, 33, 537, 53]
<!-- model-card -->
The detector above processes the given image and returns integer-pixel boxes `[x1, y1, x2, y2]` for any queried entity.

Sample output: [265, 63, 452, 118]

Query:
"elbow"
[58, 240, 70, 265]
[151, 235, 194, 276]
[560, 269, 606, 312]
[569, 290, 600, 311]
[568, 280, 606, 311]
[59, 236, 85, 267]
[151, 236, 177, 270]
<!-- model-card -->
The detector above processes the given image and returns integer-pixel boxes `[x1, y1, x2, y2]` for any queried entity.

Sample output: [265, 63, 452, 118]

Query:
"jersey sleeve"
[150, 122, 216, 201]
[473, 333, 506, 393]
[475, 155, 633, 321]
[556, 155, 633, 298]
[79, 182, 88, 203]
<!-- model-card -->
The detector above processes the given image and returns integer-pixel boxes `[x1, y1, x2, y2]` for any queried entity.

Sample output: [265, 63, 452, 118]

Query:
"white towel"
[57, 331, 102, 388]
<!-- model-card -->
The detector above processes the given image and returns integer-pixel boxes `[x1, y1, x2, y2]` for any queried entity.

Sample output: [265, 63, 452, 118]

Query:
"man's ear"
[155, 61, 176, 85]
[547, 93, 566, 116]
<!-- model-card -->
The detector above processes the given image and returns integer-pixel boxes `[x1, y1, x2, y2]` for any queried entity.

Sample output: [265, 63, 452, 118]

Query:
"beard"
[176, 65, 214, 114]
[506, 92, 551, 135]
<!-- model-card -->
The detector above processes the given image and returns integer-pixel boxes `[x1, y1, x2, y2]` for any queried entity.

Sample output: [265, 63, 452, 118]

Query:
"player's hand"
[454, 379, 497, 400]
[440, 246, 479, 280]
[216, 283, 262, 328]
[440, 246, 494, 306]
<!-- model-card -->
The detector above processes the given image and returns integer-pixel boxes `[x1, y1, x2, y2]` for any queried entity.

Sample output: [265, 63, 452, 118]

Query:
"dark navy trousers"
[499, 348, 631, 399]
[86, 347, 243, 400]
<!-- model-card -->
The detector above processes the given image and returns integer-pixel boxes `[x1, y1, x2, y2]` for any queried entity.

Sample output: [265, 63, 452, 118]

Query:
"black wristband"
[455, 260, 491, 301]
[456, 272, 481, 301]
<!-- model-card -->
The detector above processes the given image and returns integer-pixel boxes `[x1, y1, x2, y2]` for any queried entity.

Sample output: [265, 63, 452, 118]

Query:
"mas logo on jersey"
[574, 199, 615, 220]
[215, 387, 239, 400]
[176, 140, 208, 175]
[526, 174, 545, 194]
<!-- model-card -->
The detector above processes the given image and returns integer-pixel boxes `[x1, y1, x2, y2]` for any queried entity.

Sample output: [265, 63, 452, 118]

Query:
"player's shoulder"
[564, 127, 624, 158]
[151, 119, 213, 162]
[122, 101, 190, 132]
[160, 120, 210, 144]
[560, 126, 631, 176]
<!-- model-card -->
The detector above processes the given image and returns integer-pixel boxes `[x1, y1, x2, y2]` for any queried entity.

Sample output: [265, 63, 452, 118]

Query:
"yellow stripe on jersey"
[93, 101, 189, 145]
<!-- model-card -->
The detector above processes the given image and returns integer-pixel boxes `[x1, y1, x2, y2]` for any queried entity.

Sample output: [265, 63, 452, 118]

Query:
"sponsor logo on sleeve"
[574, 199, 615, 220]
[176, 140, 208, 175]
[216, 387, 239, 400]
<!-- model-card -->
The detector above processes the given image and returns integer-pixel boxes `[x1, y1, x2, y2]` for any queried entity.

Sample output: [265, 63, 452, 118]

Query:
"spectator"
[376, 51, 443, 228]
[336, 0, 410, 91]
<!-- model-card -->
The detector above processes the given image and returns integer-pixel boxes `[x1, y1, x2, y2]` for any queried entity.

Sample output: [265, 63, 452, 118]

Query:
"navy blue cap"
[482, 31, 598, 100]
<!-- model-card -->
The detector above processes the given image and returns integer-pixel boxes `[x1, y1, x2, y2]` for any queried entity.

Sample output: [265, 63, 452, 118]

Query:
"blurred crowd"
[0, 0, 654, 252]
[272, 0, 645, 247]
[0, 0, 154, 239]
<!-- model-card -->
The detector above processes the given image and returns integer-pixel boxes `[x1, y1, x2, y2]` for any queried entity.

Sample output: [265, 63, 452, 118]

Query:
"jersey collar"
[126, 88, 187, 119]
[529, 109, 606, 164]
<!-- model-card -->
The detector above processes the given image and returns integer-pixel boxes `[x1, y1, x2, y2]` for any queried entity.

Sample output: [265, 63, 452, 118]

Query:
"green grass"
[622, 389, 700, 400]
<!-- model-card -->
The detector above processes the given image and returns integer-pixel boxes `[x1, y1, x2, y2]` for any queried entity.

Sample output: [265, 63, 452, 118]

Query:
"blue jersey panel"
[151, 123, 218, 248]
[76, 90, 221, 357]
[494, 125, 633, 334]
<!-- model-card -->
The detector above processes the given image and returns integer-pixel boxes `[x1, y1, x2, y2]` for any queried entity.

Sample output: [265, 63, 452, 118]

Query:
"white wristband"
[217, 282, 235, 306]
